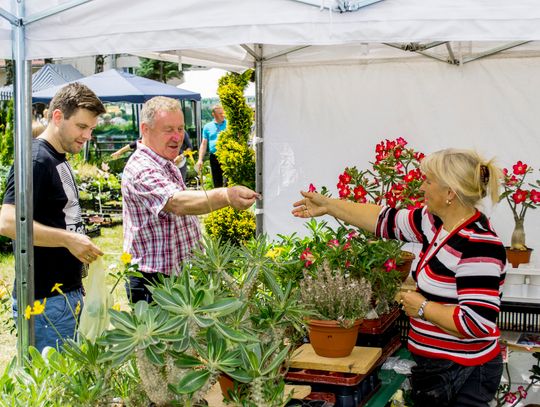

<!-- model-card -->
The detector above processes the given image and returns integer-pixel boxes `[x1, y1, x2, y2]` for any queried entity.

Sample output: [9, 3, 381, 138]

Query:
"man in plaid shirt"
[122, 96, 258, 303]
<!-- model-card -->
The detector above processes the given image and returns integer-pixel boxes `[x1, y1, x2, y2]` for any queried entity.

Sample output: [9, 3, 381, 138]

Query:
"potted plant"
[299, 261, 372, 358]
[99, 236, 306, 407]
[500, 161, 540, 267]
[276, 219, 412, 317]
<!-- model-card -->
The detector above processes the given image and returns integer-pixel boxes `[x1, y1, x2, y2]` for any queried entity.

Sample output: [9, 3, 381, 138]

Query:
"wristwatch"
[417, 299, 429, 321]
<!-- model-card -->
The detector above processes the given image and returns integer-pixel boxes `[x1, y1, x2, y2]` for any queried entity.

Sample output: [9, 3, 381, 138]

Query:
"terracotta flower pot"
[308, 319, 362, 358]
[396, 251, 415, 281]
[506, 247, 533, 268]
[218, 374, 235, 399]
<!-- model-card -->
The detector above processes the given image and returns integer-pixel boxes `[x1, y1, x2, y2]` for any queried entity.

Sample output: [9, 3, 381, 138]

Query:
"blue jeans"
[12, 288, 84, 352]
[411, 352, 503, 407]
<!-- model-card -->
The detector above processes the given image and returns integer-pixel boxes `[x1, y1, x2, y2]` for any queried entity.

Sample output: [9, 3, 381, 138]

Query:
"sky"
[178, 68, 255, 99]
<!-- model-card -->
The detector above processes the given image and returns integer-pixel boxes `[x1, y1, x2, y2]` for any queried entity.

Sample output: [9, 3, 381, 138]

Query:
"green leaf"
[225, 369, 252, 383]
[199, 298, 243, 316]
[174, 354, 204, 369]
[261, 345, 290, 376]
[109, 309, 137, 332]
[192, 314, 215, 328]
[134, 300, 149, 319]
[145, 346, 165, 366]
[192, 289, 205, 308]
[214, 321, 255, 342]
[152, 288, 186, 313]
[173, 369, 211, 394]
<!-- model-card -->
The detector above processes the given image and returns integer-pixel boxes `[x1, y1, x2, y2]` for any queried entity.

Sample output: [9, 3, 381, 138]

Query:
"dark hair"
[48, 83, 106, 120]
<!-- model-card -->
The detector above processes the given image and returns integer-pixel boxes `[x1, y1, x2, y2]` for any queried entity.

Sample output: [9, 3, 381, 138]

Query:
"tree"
[136, 58, 182, 83]
[95, 55, 105, 73]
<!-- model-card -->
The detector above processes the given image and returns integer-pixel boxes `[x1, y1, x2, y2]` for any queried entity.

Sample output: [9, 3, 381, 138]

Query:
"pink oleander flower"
[517, 385, 528, 398]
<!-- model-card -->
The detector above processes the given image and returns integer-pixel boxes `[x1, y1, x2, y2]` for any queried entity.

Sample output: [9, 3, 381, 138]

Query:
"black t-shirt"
[3, 139, 84, 299]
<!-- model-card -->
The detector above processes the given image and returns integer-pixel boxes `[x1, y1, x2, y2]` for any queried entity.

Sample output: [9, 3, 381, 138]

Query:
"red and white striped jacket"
[376, 206, 506, 366]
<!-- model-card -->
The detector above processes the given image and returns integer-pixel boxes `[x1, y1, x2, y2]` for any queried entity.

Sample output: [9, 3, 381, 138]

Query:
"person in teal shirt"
[196, 105, 226, 187]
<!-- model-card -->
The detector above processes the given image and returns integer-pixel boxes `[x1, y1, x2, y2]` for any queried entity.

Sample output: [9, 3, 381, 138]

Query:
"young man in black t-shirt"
[0, 83, 106, 351]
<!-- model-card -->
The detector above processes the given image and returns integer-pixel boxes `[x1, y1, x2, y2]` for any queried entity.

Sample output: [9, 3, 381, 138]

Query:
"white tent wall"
[263, 56, 540, 261]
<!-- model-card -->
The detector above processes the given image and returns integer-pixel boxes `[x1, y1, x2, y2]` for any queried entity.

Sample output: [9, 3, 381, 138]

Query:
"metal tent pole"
[12, 0, 35, 360]
[254, 44, 264, 236]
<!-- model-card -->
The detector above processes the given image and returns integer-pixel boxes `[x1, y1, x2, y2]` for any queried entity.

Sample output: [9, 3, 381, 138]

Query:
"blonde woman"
[293, 149, 506, 407]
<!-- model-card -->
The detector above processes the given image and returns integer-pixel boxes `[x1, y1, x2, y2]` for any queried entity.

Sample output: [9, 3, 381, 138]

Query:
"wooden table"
[289, 344, 382, 374]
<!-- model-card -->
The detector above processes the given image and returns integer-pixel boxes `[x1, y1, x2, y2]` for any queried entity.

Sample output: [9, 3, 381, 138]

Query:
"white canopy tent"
[2, 0, 540, 353]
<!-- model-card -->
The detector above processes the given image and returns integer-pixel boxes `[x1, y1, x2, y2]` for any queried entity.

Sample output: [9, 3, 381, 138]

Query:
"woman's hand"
[292, 191, 329, 218]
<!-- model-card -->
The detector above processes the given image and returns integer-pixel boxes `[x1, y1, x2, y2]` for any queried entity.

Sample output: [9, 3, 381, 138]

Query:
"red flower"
[404, 169, 420, 183]
[327, 239, 340, 248]
[353, 185, 367, 201]
[347, 230, 358, 240]
[344, 260, 351, 268]
[394, 162, 404, 174]
[504, 392, 517, 403]
[518, 385, 528, 398]
[506, 175, 518, 186]
[512, 189, 529, 204]
[384, 259, 397, 272]
[513, 160, 528, 175]
[385, 139, 396, 150]
[300, 248, 314, 267]
[414, 152, 425, 161]
[339, 171, 352, 184]
[343, 241, 351, 251]
[375, 141, 386, 153]
[531, 189, 540, 204]
[375, 152, 388, 163]
[338, 185, 351, 199]
[308, 183, 317, 193]
[394, 148, 403, 159]
[406, 198, 424, 209]
[396, 137, 408, 147]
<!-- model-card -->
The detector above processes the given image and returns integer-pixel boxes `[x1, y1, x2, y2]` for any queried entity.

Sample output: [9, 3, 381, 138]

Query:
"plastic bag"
[78, 257, 111, 343]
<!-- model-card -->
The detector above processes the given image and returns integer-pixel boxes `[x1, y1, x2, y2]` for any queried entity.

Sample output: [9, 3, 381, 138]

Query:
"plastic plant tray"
[286, 369, 367, 386]
[357, 306, 401, 334]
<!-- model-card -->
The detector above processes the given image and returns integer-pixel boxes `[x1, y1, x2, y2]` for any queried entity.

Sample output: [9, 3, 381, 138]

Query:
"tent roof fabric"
[0, 63, 83, 100]
[32, 69, 201, 103]
[2, 0, 540, 61]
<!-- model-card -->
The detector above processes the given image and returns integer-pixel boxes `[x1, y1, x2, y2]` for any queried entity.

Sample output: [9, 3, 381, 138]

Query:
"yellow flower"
[112, 303, 121, 311]
[75, 301, 81, 316]
[24, 305, 32, 320]
[265, 247, 285, 259]
[120, 252, 132, 265]
[183, 149, 197, 165]
[51, 282, 64, 294]
[32, 299, 46, 315]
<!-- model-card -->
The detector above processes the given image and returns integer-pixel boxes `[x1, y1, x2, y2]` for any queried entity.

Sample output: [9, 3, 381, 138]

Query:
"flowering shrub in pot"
[299, 262, 371, 357]
[500, 161, 540, 266]
[274, 219, 409, 317]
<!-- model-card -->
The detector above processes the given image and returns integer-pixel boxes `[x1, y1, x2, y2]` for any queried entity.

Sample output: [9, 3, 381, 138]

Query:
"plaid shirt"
[122, 142, 202, 275]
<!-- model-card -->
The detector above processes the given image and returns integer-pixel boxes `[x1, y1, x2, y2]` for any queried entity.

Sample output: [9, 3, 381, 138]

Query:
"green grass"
[0, 225, 125, 373]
